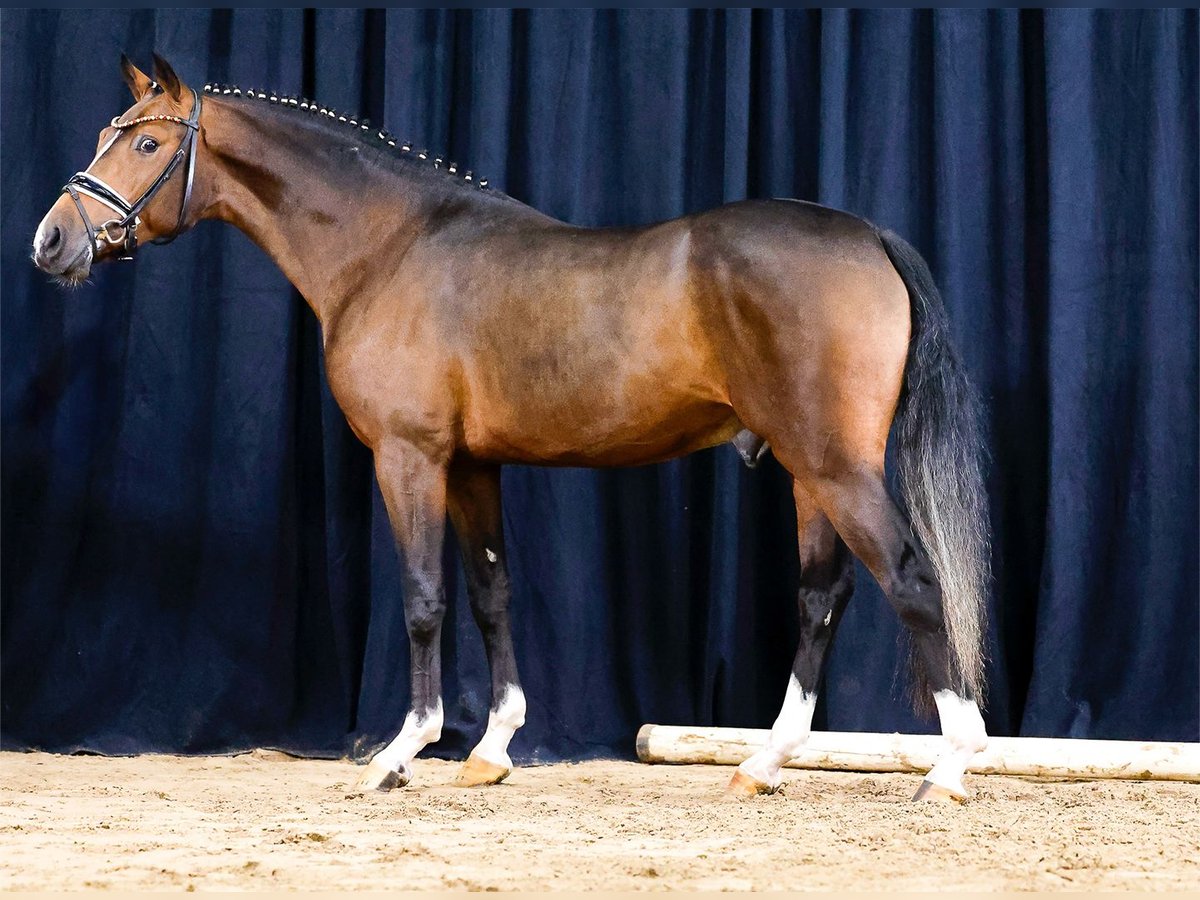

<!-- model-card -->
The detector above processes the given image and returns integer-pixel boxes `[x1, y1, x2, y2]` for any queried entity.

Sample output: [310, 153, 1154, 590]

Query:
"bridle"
[61, 86, 202, 260]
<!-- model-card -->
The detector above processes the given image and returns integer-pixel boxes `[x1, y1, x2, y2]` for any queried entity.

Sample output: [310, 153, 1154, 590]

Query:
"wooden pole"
[636, 724, 1200, 782]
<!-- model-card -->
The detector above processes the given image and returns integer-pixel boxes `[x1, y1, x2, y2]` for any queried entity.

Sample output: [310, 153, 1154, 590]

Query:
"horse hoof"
[725, 769, 775, 799]
[455, 754, 511, 787]
[354, 761, 410, 792]
[912, 779, 967, 804]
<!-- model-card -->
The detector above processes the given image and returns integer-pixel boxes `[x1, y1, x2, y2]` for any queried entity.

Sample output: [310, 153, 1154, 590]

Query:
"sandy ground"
[1, 751, 1197, 891]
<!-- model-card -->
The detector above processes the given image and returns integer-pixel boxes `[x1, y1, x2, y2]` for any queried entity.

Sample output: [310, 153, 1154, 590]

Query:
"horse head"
[32, 53, 203, 284]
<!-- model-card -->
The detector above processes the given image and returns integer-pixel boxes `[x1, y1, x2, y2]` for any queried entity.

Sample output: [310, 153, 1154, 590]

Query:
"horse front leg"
[355, 439, 449, 792]
[446, 461, 526, 787]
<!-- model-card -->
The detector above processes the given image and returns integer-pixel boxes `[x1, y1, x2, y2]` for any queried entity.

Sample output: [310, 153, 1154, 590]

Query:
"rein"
[62, 87, 202, 260]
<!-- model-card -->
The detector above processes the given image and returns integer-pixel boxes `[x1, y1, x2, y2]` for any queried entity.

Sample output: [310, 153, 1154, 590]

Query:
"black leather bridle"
[62, 86, 202, 260]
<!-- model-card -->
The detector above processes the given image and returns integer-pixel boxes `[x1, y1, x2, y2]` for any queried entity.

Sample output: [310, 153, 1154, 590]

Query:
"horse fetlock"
[411, 709, 444, 745]
[365, 702, 444, 784]
[490, 684, 527, 730]
[953, 727, 989, 756]
[469, 685, 525, 773]
[933, 691, 987, 754]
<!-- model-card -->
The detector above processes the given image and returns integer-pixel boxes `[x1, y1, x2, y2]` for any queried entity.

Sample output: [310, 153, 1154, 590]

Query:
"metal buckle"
[96, 220, 127, 247]
[96, 219, 136, 260]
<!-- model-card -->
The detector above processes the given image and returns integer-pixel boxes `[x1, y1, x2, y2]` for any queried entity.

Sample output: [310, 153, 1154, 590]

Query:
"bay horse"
[33, 55, 991, 802]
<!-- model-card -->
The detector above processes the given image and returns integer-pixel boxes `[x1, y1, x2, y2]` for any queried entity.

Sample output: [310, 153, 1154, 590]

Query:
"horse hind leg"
[727, 482, 854, 797]
[800, 463, 988, 802]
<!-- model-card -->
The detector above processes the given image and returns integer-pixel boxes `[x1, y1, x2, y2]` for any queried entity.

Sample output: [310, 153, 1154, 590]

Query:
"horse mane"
[201, 82, 496, 196]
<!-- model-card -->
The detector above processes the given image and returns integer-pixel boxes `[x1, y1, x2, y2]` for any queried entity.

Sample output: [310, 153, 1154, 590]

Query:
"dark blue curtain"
[3, 9, 1196, 760]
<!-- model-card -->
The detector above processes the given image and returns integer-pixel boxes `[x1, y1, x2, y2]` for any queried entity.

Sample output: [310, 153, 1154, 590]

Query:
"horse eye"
[136, 136, 159, 154]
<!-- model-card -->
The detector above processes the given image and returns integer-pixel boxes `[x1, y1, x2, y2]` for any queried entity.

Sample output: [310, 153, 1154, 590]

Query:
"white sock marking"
[471, 684, 526, 768]
[924, 690, 988, 795]
[371, 700, 444, 774]
[737, 675, 817, 789]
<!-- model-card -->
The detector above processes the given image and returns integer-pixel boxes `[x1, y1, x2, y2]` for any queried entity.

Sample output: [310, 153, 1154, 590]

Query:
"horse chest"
[323, 328, 455, 452]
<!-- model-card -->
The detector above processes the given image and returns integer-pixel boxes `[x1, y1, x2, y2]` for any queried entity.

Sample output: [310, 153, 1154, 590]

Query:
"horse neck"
[194, 98, 443, 326]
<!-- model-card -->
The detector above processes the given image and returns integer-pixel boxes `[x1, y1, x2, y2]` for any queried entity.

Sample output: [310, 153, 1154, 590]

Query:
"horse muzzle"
[32, 201, 95, 283]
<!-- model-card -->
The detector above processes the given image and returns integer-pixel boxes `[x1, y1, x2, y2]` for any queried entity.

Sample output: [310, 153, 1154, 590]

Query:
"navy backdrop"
[3, 9, 1197, 760]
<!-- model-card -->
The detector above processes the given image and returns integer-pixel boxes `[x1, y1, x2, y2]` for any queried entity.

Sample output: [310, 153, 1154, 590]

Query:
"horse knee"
[407, 605, 445, 643]
[472, 610, 507, 640]
[469, 593, 510, 634]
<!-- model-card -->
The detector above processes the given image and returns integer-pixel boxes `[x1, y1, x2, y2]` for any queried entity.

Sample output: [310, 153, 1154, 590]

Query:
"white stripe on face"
[89, 129, 123, 169]
[737, 675, 817, 790]
[471, 684, 526, 768]
[43, 132, 136, 260]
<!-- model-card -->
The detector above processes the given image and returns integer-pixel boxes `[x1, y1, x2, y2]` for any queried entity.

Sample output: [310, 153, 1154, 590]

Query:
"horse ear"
[151, 52, 183, 102]
[120, 53, 153, 100]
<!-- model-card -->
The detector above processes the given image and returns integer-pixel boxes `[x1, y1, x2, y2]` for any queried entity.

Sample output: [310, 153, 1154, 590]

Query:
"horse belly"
[461, 364, 738, 466]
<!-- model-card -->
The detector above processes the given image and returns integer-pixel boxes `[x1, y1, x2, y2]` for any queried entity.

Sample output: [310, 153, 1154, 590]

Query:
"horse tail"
[877, 227, 990, 707]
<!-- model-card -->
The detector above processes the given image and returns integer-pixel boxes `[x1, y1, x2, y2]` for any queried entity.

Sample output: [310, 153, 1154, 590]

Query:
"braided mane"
[201, 82, 493, 193]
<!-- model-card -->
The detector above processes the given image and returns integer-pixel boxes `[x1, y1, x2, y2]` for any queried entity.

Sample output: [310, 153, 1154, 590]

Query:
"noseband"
[62, 87, 202, 260]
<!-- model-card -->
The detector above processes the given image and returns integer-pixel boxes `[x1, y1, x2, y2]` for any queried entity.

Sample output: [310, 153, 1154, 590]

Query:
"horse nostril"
[45, 226, 62, 251]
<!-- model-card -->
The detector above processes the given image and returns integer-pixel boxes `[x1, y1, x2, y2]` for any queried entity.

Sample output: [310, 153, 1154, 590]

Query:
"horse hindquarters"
[725, 224, 990, 801]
